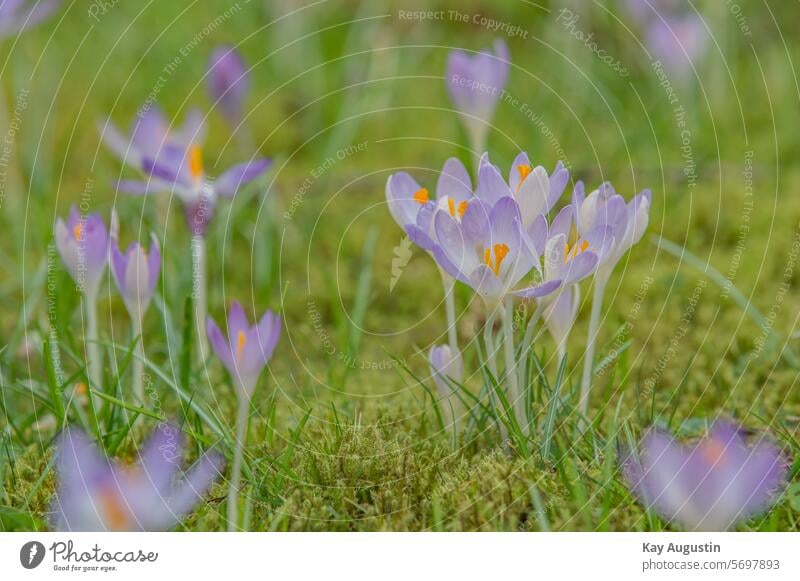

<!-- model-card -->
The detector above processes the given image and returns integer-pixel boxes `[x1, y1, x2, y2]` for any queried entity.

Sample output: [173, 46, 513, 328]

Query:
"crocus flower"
[446, 40, 510, 151]
[624, 0, 707, 78]
[117, 142, 272, 236]
[99, 106, 205, 170]
[54, 206, 109, 298]
[52, 425, 224, 531]
[571, 181, 651, 283]
[386, 157, 473, 253]
[0, 0, 61, 38]
[433, 196, 560, 303]
[111, 234, 161, 319]
[206, 302, 281, 400]
[622, 421, 789, 531]
[429, 344, 463, 398]
[474, 152, 569, 231]
[207, 45, 249, 126]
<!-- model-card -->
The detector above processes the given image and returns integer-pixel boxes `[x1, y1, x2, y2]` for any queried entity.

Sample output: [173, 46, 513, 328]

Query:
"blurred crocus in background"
[621, 421, 789, 531]
[207, 302, 281, 530]
[0, 0, 61, 39]
[111, 231, 161, 404]
[429, 344, 463, 431]
[54, 206, 109, 401]
[445, 40, 509, 164]
[207, 45, 250, 129]
[624, 0, 708, 78]
[53, 426, 223, 531]
[572, 181, 651, 415]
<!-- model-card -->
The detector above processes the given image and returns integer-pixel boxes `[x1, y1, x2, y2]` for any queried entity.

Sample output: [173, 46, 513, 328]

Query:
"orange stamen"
[457, 201, 468, 218]
[236, 330, 246, 363]
[188, 145, 204, 180]
[99, 489, 130, 531]
[447, 197, 456, 217]
[413, 188, 429, 205]
[484, 243, 510, 276]
[700, 438, 728, 467]
[73, 224, 84, 242]
[564, 239, 590, 263]
[517, 164, 533, 183]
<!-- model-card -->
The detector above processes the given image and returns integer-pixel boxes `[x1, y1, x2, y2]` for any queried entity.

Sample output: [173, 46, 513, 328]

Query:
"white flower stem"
[502, 298, 525, 430]
[85, 290, 102, 409]
[517, 301, 544, 389]
[440, 271, 458, 355]
[468, 127, 487, 174]
[192, 235, 208, 360]
[131, 314, 145, 406]
[579, 276, 608, 417]
[227, 396, 249, 532]
[483, 305, 508, 443]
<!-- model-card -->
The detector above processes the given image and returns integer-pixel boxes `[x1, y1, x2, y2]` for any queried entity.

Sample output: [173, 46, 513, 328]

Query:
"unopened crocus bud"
[111, 234, 161, 319]
[207, 45, 249, 126]
[429, 344, 463, 398]
[54, 206, 109, 297]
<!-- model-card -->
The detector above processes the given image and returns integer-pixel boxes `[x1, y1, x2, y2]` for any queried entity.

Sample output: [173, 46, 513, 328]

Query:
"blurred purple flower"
[445, 40, 510, 149]
[429, 344, 463, 398]
[433, 196, 559, 302]
[52, 425, 224, 531]
[624, 0, 708, 77]
[54, 206, 109, 297]
[111, 234, 161, 319]
[206, 302, 281, 400]
[117, 142, 271, 236]
[622, 421, 789, 531]
[207, 45, 249, 126]
[99, 106, 205, 170]
[571, 181, 651, 282]
[0, 0, 61, 38]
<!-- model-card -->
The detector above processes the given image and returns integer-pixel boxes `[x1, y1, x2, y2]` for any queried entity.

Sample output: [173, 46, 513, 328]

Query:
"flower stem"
[483, 305, 508, 443]
[85, 290, 102, 409]
[131, 314, 144, 406]
[227, 396, 249, 532]
[578, 277, 608, 417]
[191, 235, 208, 360]
[502, 298, 525, 431]
[441, 271, 458, 355]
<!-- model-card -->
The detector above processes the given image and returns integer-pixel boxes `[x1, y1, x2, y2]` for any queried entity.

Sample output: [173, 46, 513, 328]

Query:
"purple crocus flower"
[117, 142, 272, 236]
[207, 45, 249, 126]
[622, 421, 789, 531]
[99, 106, 205, 170]
[446, 40, 510, 150]
[475, 152, 569, 230]
[0, 0, 61, 38]
[54, 206, 110, 297]
[433, 196, 559, 302]
[52, 425, 224, 531]
[111, 234, 161, 319]
[624, 0, 708, 78]
[206, 302, 281, 400]
[429, 344, 463, 398]
[386, 157, 474, 253]
[572, 181, 651, 282]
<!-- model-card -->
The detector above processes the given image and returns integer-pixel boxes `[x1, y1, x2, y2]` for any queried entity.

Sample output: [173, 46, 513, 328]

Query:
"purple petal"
[214, 158, 271, 198]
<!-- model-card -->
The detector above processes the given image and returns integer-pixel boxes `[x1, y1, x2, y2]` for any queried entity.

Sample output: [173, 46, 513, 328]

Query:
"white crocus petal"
[578, 188, 603, 234]
[543, 233, 567, 282]
[515, 165, 550, 229]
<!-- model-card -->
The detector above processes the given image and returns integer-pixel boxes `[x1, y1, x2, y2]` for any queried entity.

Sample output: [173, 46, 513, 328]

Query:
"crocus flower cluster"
[622, 421, 789, 531]
[386, 149, 651, 431]
[0, 0, 61, 39]
[52, 425, 223, 531]
[624, 0, 708, 78]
